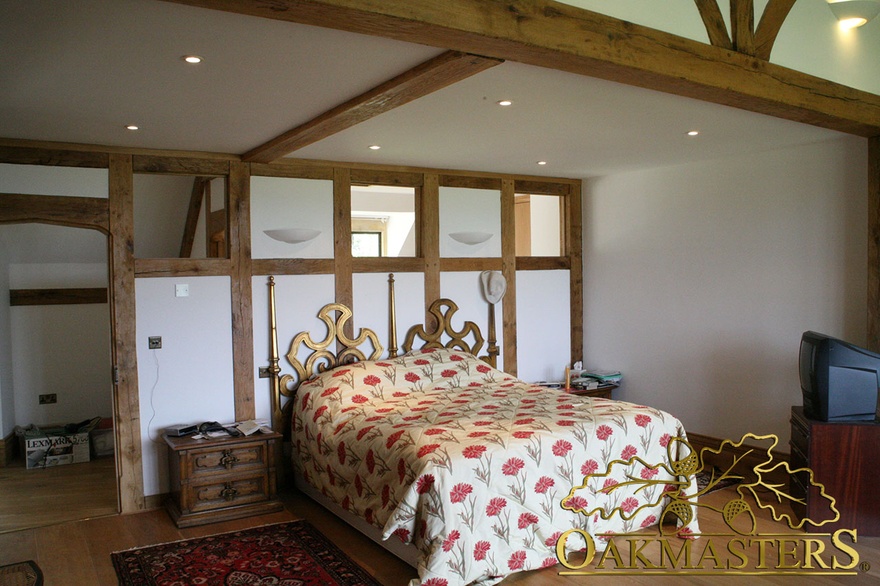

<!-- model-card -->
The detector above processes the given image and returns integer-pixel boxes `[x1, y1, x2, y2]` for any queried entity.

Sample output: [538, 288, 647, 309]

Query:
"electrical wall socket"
[148, 336, 162, 349]
[39, 393, 57, 404]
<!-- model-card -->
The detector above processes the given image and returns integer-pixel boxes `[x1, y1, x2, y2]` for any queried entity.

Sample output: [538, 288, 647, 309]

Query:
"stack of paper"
[236, 419, 273, 436]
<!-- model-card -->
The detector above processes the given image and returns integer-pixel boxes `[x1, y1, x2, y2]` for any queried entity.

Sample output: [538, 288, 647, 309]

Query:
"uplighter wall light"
[827, 0, 880, 29]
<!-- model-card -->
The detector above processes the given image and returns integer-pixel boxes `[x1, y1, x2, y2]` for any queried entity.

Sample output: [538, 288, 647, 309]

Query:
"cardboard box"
[24, 429, 90, 469]
[90, 427, 114, 457]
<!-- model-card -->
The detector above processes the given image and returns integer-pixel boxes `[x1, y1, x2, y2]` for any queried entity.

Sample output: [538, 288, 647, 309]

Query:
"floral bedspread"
[292, 348, 698, 586]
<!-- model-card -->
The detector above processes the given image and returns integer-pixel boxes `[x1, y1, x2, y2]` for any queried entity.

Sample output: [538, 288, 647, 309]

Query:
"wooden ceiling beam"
[694, 0, 732, 50]
[0, 193, 110, 233]
[754, 0, 797, 61]
[179, 176, 209, 258]
[162, 0, 880, 137]
[730, 0, 755, 55]
[242, 51, 502, 163]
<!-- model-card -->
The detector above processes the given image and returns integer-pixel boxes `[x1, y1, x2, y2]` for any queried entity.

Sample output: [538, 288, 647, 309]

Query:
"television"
[799, 331, 880, 422]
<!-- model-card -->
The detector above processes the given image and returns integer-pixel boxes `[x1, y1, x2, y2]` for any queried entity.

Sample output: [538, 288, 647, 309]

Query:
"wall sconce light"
[827, 0, 880, 28]
[449, 231, 493, 245]
[264, 228, 321, 244]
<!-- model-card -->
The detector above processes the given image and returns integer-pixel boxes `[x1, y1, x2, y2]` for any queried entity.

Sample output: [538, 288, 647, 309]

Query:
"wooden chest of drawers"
[164, 431, 283, 528]
[789, 406, 880, 536]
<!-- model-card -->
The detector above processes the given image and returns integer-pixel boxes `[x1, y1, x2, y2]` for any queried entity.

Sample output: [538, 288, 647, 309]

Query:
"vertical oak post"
[568, 182, 584, 365]
[500, 178, 517, 375]
[334, 168, 354, 339]
[422, 174, 441, 328]
[229, 161, 255, 421]
[108, 153, 145, 514]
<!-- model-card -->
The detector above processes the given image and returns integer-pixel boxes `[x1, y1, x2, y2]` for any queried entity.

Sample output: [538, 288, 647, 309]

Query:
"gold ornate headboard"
[266, 276, 382, 432]
[267, 273, 500, 433]
[403, 298, 498, 368]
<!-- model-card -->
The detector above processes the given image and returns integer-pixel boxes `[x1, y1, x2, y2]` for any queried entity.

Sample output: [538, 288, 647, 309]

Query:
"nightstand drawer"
[187, 441, 268, 478]
[183, 471, 271, 513]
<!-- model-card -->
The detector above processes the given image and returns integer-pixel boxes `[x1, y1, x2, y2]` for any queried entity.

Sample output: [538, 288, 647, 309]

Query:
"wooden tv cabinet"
[789, 406, 880, 536]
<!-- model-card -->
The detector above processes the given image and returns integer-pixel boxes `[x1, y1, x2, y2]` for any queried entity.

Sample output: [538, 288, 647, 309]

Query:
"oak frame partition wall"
[0, 145, 582, 513]
[0, 0, 878, 517]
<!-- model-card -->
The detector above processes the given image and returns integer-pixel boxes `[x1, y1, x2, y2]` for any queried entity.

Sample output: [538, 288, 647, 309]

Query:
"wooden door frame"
[0, 192, 139, 515]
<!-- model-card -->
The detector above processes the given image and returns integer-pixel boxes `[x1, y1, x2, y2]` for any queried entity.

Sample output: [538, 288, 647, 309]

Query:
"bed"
[266, 275, 700, 585]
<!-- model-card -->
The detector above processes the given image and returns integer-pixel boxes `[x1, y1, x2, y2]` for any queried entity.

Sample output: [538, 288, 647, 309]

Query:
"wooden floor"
[0, 481, 877, 584]
[0, 456, 117, 534]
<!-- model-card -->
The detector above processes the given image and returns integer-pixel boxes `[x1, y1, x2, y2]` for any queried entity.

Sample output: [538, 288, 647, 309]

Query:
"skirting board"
[144, 493, 167, 511]
[294, 472, 420, 569]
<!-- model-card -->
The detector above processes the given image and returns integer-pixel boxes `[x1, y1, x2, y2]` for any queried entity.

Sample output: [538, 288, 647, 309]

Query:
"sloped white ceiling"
[0, 0, 853, 179]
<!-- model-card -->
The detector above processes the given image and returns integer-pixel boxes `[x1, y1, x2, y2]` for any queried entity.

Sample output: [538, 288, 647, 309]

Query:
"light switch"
[175, 283, 189, 297]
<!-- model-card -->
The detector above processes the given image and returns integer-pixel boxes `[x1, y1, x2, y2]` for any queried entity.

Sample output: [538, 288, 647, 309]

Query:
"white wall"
[583, 136, 868, 444]
[439, 187, 502, 257]
[135, 276, 235, 496]
[10, 262, 111, 428]
[251, 177, 334, 259]
[517, 270, 571, 383]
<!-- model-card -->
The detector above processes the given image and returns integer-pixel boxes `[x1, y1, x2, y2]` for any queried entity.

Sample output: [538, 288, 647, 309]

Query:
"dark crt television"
[799, 331, 880, 422]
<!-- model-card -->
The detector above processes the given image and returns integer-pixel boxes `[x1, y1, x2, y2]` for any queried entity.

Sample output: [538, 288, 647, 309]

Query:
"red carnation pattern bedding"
[292, 348, 698, 585]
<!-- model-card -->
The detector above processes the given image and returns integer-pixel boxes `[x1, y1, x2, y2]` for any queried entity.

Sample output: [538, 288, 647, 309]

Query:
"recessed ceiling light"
[497, 100, 513, 106]
[182, 55, 203, 64]
[687, 130, 700, 136]
[537, 161, 547, 166]
[125, 124, 139, 131]
[368, 145, 381, 150]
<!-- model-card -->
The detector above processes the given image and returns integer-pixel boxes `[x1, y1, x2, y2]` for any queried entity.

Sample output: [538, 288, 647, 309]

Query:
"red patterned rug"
[111, 520, 382, 586]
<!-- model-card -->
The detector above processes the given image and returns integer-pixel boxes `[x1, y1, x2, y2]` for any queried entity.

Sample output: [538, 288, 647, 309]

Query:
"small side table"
[164, 431, 283, 528]
[564, 386, 615, 399]
[533, 382, 616, 399]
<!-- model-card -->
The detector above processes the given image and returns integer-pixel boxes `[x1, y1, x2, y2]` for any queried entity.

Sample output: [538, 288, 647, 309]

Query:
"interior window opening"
[515, 193, 562, 257]
[134, 174, 228, 259]
[350, 185, 416, 258]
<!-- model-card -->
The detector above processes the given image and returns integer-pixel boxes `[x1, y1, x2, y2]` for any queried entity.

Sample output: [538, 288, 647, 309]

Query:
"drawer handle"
[220, 483, 237, 501]
[220, 450, 239, 469]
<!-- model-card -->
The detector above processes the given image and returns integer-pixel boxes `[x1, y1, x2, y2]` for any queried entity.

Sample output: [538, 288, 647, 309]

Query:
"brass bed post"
[487, 303, 499, 368]
[267, 276, 283, 432]
[388, 273, 398, 358]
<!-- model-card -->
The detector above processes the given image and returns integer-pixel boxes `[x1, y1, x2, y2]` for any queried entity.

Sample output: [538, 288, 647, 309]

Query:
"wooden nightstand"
[534, 382, 616, 399]
[164, 431, 283, 528]
[565, 386, 615, 399]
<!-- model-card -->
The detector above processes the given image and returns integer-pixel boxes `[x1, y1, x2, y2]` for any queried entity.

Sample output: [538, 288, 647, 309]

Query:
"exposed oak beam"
[243, 51, 502, 163]
[0, 193, 109, 233]
[10, 288, 108, 306]
[694, 0, 732, 50]
[696, 0, 794, 60]
[730, 0, 755, 55]
[179, 176, 209, 258]
[163, 0, 880, 137]
[754, 0, 797, 61]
